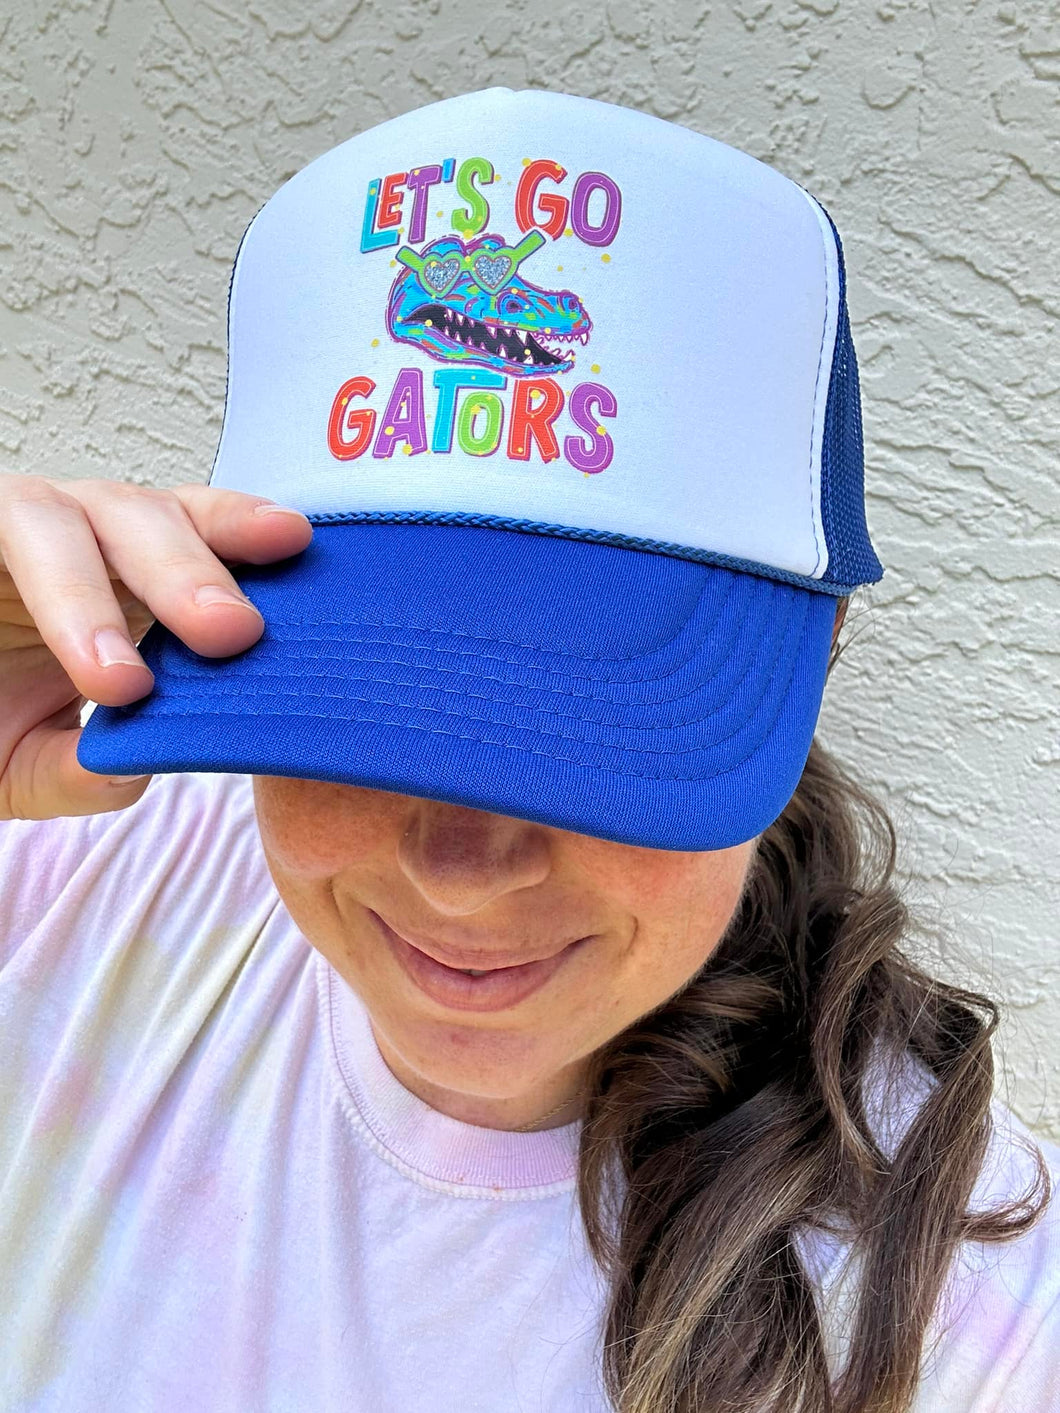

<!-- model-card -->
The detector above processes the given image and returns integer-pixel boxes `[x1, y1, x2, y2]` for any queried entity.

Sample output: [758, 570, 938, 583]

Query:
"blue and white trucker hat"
[78, 86, 883, 851]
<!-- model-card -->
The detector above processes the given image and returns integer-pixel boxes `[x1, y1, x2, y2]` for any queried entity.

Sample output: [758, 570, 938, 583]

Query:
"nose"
[559, 292, 580, 316]
[397, 802, 551, 916]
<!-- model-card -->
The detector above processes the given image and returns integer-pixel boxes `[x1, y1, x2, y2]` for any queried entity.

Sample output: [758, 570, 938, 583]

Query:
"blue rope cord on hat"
[301, 510, 861, 596]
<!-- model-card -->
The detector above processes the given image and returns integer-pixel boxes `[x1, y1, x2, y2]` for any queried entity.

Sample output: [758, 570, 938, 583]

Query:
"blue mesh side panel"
[816, 205, 884, 588]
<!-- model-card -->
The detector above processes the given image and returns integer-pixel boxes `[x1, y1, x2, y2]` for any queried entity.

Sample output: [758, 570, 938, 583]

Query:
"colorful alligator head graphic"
[386, 230, 592, 377]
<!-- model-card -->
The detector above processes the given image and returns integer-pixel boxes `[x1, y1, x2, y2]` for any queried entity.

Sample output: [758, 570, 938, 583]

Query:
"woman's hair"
[577, 615, 1051, 1413]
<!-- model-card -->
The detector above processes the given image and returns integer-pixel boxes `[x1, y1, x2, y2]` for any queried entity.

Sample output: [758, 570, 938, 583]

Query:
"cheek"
[623, 844, 753, 979]
[595, 841, 751, 931]
[252, 777, 398, 879]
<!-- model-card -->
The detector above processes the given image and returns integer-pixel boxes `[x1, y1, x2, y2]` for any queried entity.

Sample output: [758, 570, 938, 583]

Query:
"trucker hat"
[77, 86, 883, 851]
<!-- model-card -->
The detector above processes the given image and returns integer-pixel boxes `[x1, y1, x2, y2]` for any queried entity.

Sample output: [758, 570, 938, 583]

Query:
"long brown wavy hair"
[577, 613, 1051, 1413]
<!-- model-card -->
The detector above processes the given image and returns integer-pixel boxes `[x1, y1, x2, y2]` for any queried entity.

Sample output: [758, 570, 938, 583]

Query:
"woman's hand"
[0, 476, 312, 820]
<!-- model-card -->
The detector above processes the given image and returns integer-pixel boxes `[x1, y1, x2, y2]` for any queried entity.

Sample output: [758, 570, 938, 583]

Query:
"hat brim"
[76, 522, 837, 851]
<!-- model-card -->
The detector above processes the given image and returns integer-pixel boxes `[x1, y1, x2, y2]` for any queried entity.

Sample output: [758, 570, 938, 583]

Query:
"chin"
[379, 1003, 569, 1101]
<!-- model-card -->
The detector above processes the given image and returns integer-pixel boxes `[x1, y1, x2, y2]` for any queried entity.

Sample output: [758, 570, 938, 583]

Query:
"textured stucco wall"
[2, 1, 1057, 1138]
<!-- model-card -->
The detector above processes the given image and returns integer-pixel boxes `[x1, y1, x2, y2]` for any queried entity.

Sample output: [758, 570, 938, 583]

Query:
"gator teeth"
[518, 329, 528, 344]
[580, 332, 588, 344]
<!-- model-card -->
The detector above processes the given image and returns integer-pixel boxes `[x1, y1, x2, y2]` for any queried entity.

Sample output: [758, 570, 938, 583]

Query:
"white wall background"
[2, 0, 1057, 1139]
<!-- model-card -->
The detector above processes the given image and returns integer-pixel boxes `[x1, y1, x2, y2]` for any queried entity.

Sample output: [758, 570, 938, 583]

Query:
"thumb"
[1, 715, 152, 821]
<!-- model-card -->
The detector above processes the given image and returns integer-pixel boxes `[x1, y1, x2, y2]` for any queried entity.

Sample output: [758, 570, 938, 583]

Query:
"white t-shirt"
[0, 772, 1057, 1413]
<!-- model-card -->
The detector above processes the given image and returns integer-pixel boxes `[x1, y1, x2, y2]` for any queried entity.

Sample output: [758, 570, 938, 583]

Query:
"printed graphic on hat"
[386, 229, 592, 378]
[327, 154, 621, 472]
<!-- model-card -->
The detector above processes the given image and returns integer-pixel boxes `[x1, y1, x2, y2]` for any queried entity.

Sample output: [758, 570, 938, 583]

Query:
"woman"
[0, 88, 1056, 1412]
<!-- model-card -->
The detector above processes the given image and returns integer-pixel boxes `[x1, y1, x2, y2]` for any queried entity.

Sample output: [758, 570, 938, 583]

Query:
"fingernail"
[252, 503, 309, 521]
[94, 627, 144, 669]
[109, 774, 152, 787]
[194, 584, 262, 614]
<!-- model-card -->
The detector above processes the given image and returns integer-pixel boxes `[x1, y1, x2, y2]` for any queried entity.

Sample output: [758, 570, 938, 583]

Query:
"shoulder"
[950, 1097, 1060, 1303]
[872, 1050, 1060, 1404]
[864, 1043, 1060, 1314]
[798, 1050, 1060, 1407]
[919, 1102, 1060, 1408]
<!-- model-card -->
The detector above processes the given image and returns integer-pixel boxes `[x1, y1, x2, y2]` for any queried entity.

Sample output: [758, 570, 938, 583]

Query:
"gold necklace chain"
[512, 1096, 582, 1133]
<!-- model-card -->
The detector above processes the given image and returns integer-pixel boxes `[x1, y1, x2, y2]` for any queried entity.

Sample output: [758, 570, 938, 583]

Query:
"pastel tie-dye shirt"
[0, 772, 1057, 1412]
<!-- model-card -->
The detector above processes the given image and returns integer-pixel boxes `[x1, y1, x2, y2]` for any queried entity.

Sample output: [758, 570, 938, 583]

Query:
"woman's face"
[252, 777, 754, 1130]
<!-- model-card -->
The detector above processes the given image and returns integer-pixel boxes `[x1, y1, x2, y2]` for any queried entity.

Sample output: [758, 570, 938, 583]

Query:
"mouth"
[404, 303, 588, 370]
[374, 912, 579, 971]
[370, 911, 592, 1013]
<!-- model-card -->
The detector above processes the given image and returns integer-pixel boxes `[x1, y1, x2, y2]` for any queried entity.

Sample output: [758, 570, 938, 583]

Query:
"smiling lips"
[374, 912, 579, 972]
[370, 911, 591, 1013]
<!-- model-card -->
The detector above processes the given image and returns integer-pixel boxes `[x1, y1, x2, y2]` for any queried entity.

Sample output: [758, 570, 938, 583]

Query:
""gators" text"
[328, 366, 616, 473]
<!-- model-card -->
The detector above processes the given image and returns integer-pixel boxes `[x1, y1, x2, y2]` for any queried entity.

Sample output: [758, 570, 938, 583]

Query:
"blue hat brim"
[77, 522, 836, 851]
